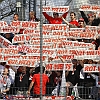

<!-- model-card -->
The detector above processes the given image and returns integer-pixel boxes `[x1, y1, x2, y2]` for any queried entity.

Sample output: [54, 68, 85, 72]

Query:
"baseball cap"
[78, 18, 84, 22]
[87, 13, 94, 17]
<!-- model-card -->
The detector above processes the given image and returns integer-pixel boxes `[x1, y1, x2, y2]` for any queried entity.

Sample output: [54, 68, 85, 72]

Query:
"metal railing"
[0, 86, 100, 100]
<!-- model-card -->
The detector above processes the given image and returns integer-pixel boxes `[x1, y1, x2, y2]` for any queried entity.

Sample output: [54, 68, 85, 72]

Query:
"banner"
[12, 34, 31, 43]
[0, 21, 8, 27]
[79, 5, 100, 11]
[7, 58, 36, 67]
[83, 64, 100, 72]
[45, 63, 73, 70]
[0, 35, 12, 48]
[43, 24, 67, 31]
[11, 21, 39, 29]
[0, 26, 19, 33]
[42, 6, 69, 13]
[66, 31, 96, 39]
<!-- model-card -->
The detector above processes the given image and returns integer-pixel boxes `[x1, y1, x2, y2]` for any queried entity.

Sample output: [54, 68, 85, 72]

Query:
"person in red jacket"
[27, 64, 49, 98]
[42, 11, 68, 24]
[69, 12, 79, 27]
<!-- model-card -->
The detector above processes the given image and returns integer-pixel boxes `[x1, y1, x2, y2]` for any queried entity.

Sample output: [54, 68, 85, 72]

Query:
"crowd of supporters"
[0, 6, 100, 100]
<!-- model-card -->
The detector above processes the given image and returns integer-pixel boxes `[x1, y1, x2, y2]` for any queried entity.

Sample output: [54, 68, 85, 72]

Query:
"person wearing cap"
[80, 11, 100, 26]
[78, 18, 85, 28]
[42, 11, 68, 24]
[27, 65, 49, 98]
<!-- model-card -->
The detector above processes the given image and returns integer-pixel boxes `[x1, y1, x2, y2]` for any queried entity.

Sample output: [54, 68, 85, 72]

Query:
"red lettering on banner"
[0, 21, 3, 27]
[3, 41, 10, 47]
[98, 66, 100, 72]
[92, 5, 100, 11]
[18, 60, 31, 66]
[69, 50, 84, 56]
[23, 29, 34, 34]
[65, 64, 72, 70]
[53, 64, 63, 70]
[3, 49, 18, 55]
[84, 66, 96, 72]
[4, 55, 20, 61]
[11, 21, 20, 27]
[0, 55, 3, 60]
[31, 38, 40, 41]
[0, 37, 3, 43]
[86, 51, 95, 55]
[46, 64, 52, 70]
[52, 7, 59, 12]
[26, 35, 31, 41]
[31, 41, 40, 45]
[97, 28, 100, 34]
[4, 56, 9, 61]
[96, 51, 100, 55]
[21, 56, 27, 59]
[0, 48, 3, 53]
[52, 31, 66, 36]
[3, 49, 10, 54]
[44, 39, 51, 42]
[8, 59, 18, 65]
[42, 31, 50, 35]
[63, 55, 74, 60]
[69, 50, 76, 55]
[43, 25, 67, 31]
[80, 5, 91, 10]
[67, 32, 79, 37]
[57, 49, 68, 55]
[65, 41, 72, 46]
[22, 22, 29, 28]
[29, 22, 38, 28]
[52, 7, 68, 12]
[43, 6, 51, 12]
[13, 35, 24, 42]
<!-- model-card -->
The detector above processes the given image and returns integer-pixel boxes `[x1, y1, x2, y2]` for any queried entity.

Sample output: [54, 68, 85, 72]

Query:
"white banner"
[83, 64, 100, 72]
[42, 6, 69, 13]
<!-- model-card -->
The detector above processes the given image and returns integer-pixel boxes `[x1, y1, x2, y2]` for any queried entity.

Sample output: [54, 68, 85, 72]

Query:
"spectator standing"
[80, 11, 100, 26]
[62, 12, 79, 28]
[78, 18, 85, 28]
[13, 13, 19, 21]
[84, 59, 98, 99]
[66, 59, 83, 96]
[29, 11, 39, 22]
[27, 65, 49, 98]
[43, 11, 68, 24]
[10, 66, 29, 96]
[69, 12, 79, 27]
[0, 68, 11, 99]
[2, 14, 19, 43]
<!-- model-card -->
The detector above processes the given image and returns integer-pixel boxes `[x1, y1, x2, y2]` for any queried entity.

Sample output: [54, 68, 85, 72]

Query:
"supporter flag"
[59, 63, 66, 96]
[72, 83, 79, 98]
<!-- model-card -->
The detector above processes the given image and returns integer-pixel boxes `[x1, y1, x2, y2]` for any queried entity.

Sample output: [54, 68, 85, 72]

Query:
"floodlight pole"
[40, 0, 43, 100]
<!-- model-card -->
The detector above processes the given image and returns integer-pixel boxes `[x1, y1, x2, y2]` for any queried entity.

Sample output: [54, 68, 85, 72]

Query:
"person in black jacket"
[80, 11, 100, 26]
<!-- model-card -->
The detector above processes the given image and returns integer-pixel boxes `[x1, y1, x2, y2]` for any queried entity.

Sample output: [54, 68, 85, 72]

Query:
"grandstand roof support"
[29, 0, 36, 17]
[16, 0, 26, 21]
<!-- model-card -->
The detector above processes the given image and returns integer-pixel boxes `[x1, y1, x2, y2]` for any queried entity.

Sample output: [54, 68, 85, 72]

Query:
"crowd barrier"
[0, 86, 100, 100]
